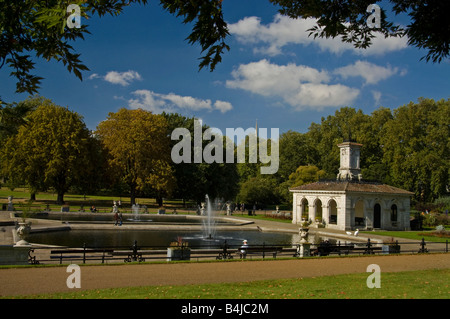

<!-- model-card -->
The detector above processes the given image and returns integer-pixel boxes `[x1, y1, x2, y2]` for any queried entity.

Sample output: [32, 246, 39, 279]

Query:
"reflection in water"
[28, 229, 301, 248]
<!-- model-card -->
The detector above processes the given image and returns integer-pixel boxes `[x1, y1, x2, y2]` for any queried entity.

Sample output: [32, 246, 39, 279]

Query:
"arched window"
[391, 204, 398, 222]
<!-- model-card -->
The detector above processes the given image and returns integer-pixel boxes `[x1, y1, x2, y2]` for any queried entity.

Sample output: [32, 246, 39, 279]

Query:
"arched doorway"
[301, 198, 309, 221]
[315, 199, 322, 222]
[374, 203, 381, 228]
[329, 199, 337, 224]
[355, 200, 365, 226]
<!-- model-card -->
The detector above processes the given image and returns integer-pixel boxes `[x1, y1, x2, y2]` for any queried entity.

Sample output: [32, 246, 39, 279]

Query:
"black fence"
[25, 237, 449, 265]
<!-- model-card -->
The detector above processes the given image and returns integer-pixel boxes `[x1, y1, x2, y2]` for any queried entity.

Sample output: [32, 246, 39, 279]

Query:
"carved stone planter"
[299, 227, 309, 244]
[15, 222, 32, 246]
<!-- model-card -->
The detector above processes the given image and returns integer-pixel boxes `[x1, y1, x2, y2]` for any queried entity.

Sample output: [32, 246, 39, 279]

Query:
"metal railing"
[26, 238, 449, 265]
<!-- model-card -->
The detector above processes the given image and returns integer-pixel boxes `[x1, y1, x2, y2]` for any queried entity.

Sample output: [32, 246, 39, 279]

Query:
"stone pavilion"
[290, 141, 412, 231]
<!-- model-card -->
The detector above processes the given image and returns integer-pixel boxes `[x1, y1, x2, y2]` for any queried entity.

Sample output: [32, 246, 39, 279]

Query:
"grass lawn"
[0, 187, 197, 213]
[361, 230, 449, 243]
[10, 268, 449, 299]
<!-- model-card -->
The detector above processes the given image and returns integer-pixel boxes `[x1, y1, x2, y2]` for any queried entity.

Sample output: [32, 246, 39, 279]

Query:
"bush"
[436, 213, 450, 225]
[434, 196, 450, 214]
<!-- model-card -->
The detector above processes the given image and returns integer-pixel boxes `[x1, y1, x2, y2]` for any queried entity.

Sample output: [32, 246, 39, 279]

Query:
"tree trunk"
[57, 192, 64, 205]
[156, 195, 163, 207]
[130, 185, 136, 206]
[30, 193, 36, 201]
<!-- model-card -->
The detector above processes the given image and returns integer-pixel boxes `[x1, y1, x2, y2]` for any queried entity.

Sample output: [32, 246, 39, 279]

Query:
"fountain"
[130, 204, 140, 221]
[202, 195, 216, 240]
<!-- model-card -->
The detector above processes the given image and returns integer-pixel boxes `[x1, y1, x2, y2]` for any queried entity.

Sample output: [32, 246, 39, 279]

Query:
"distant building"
[290, 141, 412, 231]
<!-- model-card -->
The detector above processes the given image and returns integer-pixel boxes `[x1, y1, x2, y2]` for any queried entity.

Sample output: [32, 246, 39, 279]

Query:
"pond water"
[18, 212, 236, 225]
[27, 229, 303, 249]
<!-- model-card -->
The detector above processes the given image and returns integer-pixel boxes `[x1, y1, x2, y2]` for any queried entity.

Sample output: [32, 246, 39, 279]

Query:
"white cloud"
[214, 100, 233, 113]
[334, 60, 404, 85]
[88, 73, 101, 80]
[228, 14, 408, 57]
[104, 70, 142, 86]
[372, 90, 382, 105]
[88, 70, 142, 86]
[226, 59, 359, 110]
[287, 83, 360, 109]
[128, 90, 232, 114]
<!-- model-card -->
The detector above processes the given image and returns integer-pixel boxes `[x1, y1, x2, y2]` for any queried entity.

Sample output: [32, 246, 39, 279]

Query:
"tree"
[381, 98, 450, 202]
[278, 165, 326, 204]
[359, 106, 393, 182]
[0, 0, 227, 94]
[0, 96, 39, 148]
[236, 176, 278, 207]
[305, 107, 372, 177]
[2, 1, 448, 95]
[270, 0, 450, 63]
[288, 165, 326, 187]
[96, 108, 175, 206]
[1, 100, 96, 203]
[275, 130, 314, 183]
[162, 112, 239, 205]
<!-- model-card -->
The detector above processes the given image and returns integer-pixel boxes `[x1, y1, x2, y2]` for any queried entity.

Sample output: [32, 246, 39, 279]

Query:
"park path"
[1, 253, 449, 297]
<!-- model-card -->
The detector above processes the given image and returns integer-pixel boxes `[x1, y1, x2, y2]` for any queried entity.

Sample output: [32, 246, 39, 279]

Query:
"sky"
[1, 0, 449, 138]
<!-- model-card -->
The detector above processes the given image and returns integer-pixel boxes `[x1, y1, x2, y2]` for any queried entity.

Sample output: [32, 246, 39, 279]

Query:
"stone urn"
[15, 222, 32, 246]
[299, 226, 309, 244]
[297, 226, 311, 257]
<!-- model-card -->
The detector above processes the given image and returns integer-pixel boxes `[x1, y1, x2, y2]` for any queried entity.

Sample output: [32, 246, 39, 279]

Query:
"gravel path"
[1, 253, 449, 297]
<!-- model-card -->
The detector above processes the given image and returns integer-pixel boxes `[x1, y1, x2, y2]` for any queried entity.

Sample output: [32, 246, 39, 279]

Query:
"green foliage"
[96, 108, 175, 206]
[0, 96, 447, 208]
[160, 0, 229, 71]
[162, 112, 239, 204]
[275, 131, 314, 182]
[270, 0, 450, 63]
[236, 176, 278, 206]
[2, 1, 448, 95]
[434, 196, 450, 213]
[0, 96, 39, 146]
[0, 99, 98, 204]
[382, 98, 450, 202]
[0, 0, 228, 94]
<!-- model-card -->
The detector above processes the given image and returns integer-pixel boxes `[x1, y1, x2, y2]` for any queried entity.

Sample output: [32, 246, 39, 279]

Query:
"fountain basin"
[26, 229, 299, 248]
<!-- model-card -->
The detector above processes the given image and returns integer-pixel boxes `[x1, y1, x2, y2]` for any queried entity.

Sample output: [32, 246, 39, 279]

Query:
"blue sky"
[1, 0, 449, 136]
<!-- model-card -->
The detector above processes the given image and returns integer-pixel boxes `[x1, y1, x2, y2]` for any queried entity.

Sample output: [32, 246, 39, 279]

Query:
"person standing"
[240, 240, 249, 258]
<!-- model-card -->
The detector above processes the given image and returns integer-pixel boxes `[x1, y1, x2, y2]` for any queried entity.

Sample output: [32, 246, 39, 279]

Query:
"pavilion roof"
[289, 180, 413, 195]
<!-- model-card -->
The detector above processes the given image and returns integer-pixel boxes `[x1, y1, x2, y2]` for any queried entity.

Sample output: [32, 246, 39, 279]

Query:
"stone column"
[322, 203, 329, 227]
[298, 243, 311, 257]
[292, 194, 299, 224]
[308, 203, 315, 224]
